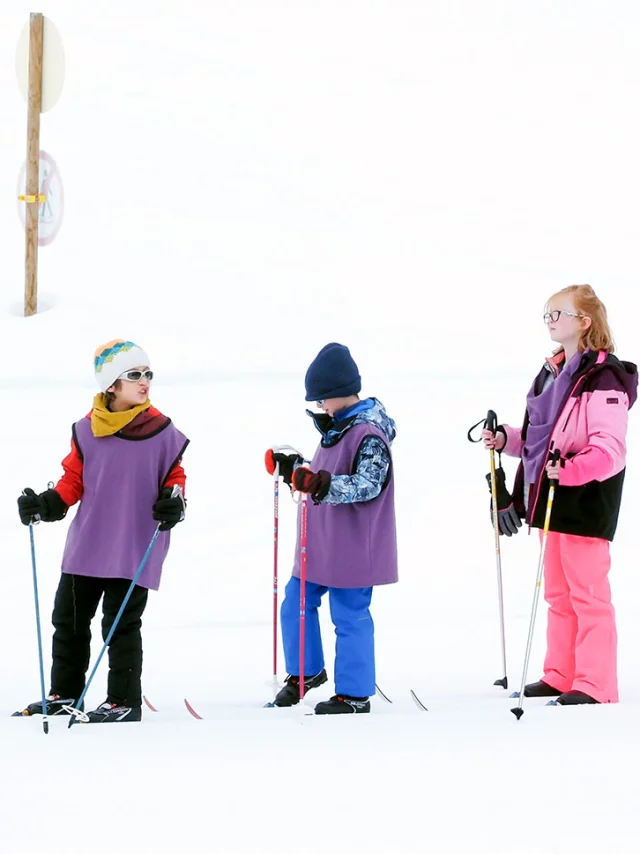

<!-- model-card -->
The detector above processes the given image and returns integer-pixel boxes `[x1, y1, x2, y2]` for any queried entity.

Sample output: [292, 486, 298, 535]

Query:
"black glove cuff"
[41, 489, 68, 522]
[311, 471, 332, 505]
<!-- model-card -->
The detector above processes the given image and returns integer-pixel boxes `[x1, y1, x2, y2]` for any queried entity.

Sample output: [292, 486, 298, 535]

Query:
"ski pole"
[511, 449, 561, 720]
[265, 444, 303, 691]
[28, 521, 49, 735]
[272, 462, 280, 689]
[65, 524, 162, 727]
[299, 493, 308, 705]
[486, 409, 508, 690]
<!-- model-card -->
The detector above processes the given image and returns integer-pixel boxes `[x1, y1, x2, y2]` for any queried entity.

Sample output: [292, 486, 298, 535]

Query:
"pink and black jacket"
[500, 349, 637, 541]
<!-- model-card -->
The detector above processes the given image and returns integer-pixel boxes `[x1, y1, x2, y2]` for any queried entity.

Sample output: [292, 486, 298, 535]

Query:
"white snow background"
[1, 2, 640, 852]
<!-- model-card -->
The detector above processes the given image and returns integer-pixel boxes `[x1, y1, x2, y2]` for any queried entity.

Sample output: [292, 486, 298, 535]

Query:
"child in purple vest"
[265, 343, 398, 714]
[15, 339, 189, 723]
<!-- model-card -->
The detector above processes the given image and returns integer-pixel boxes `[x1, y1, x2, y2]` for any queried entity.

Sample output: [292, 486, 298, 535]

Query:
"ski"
[375, 683, 393, 703]
[409, 689, 428, 711]
[143, 695, 204, 719]
[184, 698, 203, 719]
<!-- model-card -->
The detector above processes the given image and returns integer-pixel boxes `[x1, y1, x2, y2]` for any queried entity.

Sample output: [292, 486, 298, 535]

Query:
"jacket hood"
[307, 397, 396, 447]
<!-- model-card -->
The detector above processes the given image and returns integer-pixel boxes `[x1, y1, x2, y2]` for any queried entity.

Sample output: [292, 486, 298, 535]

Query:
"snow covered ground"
[2, 2, 640, 852]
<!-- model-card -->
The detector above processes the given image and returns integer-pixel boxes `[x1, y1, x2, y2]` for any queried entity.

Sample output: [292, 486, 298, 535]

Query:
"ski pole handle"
[467, 411, 498, 443]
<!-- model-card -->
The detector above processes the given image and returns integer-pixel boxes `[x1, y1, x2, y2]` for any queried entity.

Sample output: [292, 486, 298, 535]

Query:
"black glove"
[153, 486, 186, 531]
[292, 466, 332, 505]
[17, 487, 68, 526]
[486, 466, 522, 537]
[264, 448, 304, 487]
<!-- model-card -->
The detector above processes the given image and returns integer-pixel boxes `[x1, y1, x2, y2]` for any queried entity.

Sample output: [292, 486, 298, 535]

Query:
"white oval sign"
[15, 16, 65, 113]
[17, 151, 64, 247]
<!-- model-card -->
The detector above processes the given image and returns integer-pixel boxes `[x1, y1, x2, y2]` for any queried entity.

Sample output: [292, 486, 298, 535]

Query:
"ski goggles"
[118, 369, 154, 382]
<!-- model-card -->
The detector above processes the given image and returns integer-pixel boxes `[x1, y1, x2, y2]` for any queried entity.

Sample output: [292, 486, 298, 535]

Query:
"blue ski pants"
[280, 575, 375, 698]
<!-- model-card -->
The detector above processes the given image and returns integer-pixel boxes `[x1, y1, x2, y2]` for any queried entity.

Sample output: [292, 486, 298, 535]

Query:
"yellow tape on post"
[18, 193, 47, 203]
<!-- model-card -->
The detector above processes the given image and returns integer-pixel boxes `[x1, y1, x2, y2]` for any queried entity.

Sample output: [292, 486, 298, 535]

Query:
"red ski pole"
[272, 463, 280, 689]
[299, 493, 308, 704]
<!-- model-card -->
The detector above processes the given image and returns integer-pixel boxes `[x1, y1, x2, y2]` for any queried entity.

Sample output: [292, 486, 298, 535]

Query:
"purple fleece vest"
[292, 423, 398, 589]
[61, 417, 188, 591]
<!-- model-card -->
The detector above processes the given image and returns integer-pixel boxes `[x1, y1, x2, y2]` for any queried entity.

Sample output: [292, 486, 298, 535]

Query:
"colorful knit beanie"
[94, 339, 151, 392]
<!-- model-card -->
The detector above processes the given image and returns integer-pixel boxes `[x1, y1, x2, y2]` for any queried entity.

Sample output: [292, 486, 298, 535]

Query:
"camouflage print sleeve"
[322, 436, 391, 505]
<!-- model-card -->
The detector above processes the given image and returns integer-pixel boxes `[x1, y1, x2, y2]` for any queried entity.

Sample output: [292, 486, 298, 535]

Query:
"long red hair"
[547, 284, 615, 354]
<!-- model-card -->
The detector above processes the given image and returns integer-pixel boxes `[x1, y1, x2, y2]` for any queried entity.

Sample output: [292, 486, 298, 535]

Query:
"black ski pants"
[50, 573, 148, 708]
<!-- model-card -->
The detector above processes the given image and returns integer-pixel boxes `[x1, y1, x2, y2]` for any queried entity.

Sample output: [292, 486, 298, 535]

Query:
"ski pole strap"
[467, 418, 485, 443]
[467, 409, 498, 443]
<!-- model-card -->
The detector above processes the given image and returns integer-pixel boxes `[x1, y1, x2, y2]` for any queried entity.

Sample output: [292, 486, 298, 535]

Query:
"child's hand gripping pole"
[511, 449, 561, 720]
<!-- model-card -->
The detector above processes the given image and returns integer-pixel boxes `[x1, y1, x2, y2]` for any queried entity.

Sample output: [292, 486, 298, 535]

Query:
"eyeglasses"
[543, 310, 586, 324]
[118, 370, 154, 382]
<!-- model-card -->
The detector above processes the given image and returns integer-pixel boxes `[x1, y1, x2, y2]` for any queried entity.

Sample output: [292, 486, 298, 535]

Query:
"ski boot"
[314, 695, 371, 715]
[12, 694, 82, 717]
[272, 669, 328, 706]
[85, 701, 142, 722]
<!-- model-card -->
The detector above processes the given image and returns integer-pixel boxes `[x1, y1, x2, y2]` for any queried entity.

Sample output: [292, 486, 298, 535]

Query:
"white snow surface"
[1, 2, 640, 852]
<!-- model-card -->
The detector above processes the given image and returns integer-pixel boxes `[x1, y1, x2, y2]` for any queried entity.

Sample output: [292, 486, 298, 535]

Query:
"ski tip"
[546, 700, 559, 706]
[409, 689, 428, 711]
[510, 707, 524, 720]
[509, 691, 521, 699]
[142, 695, 158, 712]
[493, 677, 508, 689]
[183, 698, 203, 720]
[375, 684, 393, 704]
[264, 701, 277, 707]
[11, 709, 30, 717]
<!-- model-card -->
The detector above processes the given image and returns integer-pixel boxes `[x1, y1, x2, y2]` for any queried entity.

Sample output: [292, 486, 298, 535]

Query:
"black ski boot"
[12, 694, 81, 717]
[315, 695, 371, 715]
[85, 701, 142, 722]
[523, 681, 562, 698]
[273, 669, 328, 706]
[556, 690, 599, 706]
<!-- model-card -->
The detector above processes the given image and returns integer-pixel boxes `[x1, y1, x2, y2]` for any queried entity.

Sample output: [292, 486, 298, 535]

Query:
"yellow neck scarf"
[91, 393, 151, 437]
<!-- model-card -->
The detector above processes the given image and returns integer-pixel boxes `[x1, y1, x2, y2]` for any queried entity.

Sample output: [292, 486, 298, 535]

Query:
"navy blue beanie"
[304, 343, 361, 402]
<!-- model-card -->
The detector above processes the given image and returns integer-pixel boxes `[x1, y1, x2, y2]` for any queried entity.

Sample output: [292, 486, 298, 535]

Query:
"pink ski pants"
[541, 531, 618, 703]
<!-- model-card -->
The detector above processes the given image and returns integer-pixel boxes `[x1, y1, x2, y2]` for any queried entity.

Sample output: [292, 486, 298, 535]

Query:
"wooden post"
[24, 13, 44, 318]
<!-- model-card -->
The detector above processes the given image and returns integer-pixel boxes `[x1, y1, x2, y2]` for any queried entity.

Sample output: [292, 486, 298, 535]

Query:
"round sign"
[17, 151, 64, 247]
[15, 16, 65, 113]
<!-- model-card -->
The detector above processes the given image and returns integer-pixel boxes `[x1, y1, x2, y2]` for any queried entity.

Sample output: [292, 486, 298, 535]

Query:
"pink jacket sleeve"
[559, 389, 629, 487]
[501, 424, 524, 458]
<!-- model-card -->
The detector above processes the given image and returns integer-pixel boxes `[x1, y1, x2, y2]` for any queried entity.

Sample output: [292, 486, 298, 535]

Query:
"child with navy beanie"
[265, 343, 398, 714]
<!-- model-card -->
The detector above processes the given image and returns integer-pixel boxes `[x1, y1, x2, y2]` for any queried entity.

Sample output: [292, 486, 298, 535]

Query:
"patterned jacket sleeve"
[322, 436, 391, 505]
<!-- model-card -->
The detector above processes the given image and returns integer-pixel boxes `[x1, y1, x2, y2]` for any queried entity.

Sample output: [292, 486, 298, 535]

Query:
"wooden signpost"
[24, 14, 44, 317]
[15, 13, 65, 317]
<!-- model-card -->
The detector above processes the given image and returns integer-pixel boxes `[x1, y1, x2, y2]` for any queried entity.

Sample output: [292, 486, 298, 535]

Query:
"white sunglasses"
[118, 369, 154, 382]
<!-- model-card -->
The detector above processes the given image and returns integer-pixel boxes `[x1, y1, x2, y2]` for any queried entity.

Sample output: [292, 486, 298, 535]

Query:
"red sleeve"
[163, 459, 186, 496]
[54, 439, 84, 507]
